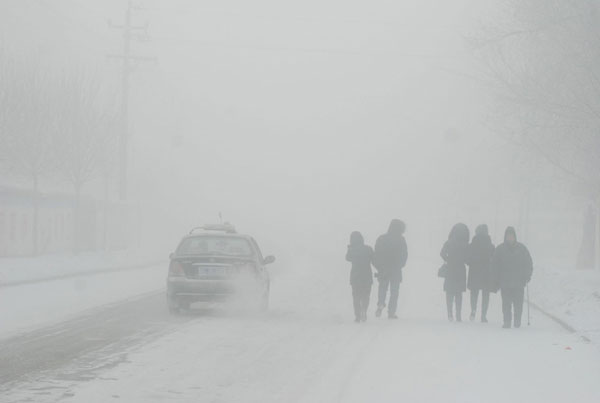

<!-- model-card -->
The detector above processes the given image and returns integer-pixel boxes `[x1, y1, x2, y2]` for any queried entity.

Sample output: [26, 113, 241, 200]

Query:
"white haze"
[2, 2, 599, 400]
[5, 0, 571, 261]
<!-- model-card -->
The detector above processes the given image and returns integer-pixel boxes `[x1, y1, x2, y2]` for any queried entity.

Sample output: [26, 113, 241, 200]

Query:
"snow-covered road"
[2, 258, 599, 403]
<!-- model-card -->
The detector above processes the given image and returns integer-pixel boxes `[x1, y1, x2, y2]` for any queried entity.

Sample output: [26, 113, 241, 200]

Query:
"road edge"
[528, 299, 591, 342]
[0, 260, 165, 288]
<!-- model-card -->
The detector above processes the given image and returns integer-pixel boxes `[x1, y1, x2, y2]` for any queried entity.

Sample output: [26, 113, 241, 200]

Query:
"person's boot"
[470, 311, 476, 321]
[375, 305, 383, 318]
[514, 320, 521, 328]
[388, 313, 398, 320]
[354, 317, 361, 323]
[361, 309, 367, 322]
[448, 314, 454, 322]
[481, 316, 488, 323]
[502, 322, 511, 329]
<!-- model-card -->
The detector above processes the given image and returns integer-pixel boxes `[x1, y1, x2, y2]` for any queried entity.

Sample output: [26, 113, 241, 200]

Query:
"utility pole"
[108, 0, 155, 201]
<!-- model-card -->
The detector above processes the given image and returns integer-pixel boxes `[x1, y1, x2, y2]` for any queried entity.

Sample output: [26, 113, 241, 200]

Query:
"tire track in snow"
[0, 291, 189, 389]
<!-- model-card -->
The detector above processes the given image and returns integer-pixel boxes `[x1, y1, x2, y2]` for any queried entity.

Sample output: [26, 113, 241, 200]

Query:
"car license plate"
[200, 267, 226, 276]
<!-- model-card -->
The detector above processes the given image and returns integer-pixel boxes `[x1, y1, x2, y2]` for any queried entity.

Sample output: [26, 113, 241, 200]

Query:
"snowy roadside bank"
[0, 250, 164, 286]
[530, 266, 600, 344]
[0, 263, 166, 339]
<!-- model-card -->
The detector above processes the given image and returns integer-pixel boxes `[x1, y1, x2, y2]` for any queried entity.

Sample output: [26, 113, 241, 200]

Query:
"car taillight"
[169, 261, 185, 277]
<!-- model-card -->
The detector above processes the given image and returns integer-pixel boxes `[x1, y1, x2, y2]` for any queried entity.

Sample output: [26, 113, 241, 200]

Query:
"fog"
[2, 1, 583, 258]
[1, 1, 600, 402]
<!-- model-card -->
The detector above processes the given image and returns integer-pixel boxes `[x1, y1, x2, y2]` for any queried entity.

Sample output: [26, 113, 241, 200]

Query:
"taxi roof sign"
[189, 223, 237, 235]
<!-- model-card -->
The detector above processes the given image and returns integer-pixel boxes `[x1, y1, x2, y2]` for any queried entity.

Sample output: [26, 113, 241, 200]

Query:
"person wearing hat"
[491, 227, 533, 328]
[373, 219, 408, 319]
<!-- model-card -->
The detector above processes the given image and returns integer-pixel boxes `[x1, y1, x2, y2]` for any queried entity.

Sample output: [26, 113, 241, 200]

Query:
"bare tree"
[473, 0, 600, 268]
[0, 54, 59, 255]
[52, 72, 119, 253]
[474, 0, 600, 195]
[0, 50, 119, 255]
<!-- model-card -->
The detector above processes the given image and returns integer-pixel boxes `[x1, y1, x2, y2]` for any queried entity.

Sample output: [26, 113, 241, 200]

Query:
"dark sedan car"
[166, 225, 275, 314]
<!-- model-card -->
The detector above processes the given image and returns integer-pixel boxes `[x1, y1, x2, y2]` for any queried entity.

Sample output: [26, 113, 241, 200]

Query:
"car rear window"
[177, 236, 254, 257]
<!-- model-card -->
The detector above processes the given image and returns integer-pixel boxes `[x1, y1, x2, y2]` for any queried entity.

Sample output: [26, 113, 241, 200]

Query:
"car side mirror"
[263, 255, 276, 265]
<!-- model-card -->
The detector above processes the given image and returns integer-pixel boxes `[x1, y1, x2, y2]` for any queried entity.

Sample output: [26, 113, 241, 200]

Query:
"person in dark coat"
[467, 224, 495, 322]
[373, 219, 408, 319]
[491, 227, 533, 328]
[345, 231, 374, 323]
[440, 223, 469, 322]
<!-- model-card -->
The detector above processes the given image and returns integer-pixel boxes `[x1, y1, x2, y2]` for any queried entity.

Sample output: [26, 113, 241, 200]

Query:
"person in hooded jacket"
[373, 219, 408, 319]
[491, 227, 533, 328]
[467, 224, 495, 322]
[346, 231, 374, 323]
[440, 223, 469, 322]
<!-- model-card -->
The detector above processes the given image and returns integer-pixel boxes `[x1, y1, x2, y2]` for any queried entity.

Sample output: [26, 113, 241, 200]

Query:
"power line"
[31, 0, 109, 38]
[152, 35, 466, 60]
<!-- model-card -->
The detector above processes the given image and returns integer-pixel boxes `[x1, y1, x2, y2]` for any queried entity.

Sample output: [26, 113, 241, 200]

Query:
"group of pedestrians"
[441, 223, 533, 328]
[346, 219, 408, 322]
[345, 219, 533, 329]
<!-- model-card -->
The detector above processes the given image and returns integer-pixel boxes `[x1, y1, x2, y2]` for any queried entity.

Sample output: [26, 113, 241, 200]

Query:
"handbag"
[437, 263, 448, 278]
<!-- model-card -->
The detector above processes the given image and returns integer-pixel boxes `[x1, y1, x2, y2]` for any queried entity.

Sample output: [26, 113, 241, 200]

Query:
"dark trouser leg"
[455, 292, 463, 321]
[513, 287, 525, 327]
[377, 276, 390, 308]
[470, 289, 479, 313]
[359, 283, 372, 320]
[352, 285, 361, 319]
[481, 290, 490, 319]
[446, 292, 454, 317]
[388, 278, 400, 315]
[363, 283, 372, 313]
[501, 288, 513, 326]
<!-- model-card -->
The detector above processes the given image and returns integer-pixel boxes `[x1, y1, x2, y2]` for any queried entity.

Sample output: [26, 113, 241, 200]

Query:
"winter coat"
[467, 234, 495, 291]
[346, 244, 374, 286]
[491, 242, 533, 290]
[373, 233, 408, 281]
[441, 239, 468, 293]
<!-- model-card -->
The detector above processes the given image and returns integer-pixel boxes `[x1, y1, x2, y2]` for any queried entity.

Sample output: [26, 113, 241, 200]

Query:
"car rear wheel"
[167, 296, 180, 315]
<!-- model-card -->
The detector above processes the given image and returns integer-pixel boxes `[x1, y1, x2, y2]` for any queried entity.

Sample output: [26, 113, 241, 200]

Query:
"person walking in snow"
[491, 227, 533, 329]
[345, 231, 374, 323]
[440, 223, 469, 322]
[373, 219, 408, 319]
[466, 224, 495, 322]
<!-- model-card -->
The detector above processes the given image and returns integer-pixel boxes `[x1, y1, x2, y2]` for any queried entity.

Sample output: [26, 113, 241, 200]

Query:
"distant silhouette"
[373, 220, 408, 319]
[345, 231, 373, 323]
[467, 224, 495, 322]
[440, 223, 469, 322]
[491, 227, 533, 329]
